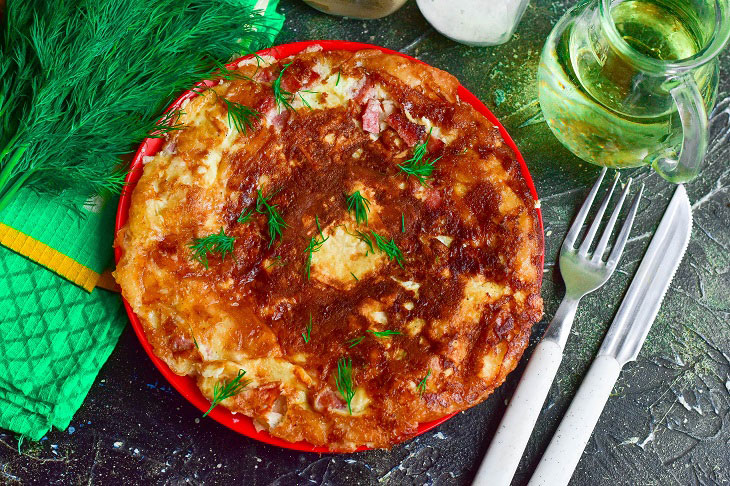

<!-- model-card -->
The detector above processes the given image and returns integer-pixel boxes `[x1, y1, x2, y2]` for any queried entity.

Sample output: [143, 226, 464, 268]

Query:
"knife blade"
[527, 184, 692, 486]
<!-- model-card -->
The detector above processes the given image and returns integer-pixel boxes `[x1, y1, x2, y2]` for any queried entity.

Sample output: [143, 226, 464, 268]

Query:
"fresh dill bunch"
[255, 188, 287, 247]
[303, 215, 329, 280]
[272, 63, 295, 112]
[302, 314, 313, 343]
[371, 231, 405, 268]
[0, 0, 281, 211]
[345, 191, 371, 225]
[398, 129, 442, 185]
[203, 369, 250, 417]
[367, 329, 402, 337]
[347, 336, 364, 348]
[190, 227, 236, 269]
[220, 98, 261, 135]
[335, 357, 355, 415]
[417, 368, 431, 397]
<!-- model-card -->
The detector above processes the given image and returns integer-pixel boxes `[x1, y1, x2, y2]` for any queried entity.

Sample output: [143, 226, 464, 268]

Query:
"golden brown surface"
[114, 47, 543, 450]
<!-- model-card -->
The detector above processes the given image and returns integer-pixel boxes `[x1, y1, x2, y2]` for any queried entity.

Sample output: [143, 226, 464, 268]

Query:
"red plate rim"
[114, 40, 545, 454]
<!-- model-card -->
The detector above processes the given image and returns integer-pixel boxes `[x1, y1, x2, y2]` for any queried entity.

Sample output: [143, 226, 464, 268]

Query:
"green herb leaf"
[348, 228, 375, 255]
[371, 231, 405, 268]
[347, 336, 364, 348]
[367, 329, 402, 337]
[303, 215, 328, 280]
[335, 357, 355, 415]
[190, 326, 199, 350]
[302, 313, 313, 343]
[335, 71, 341, 86]
[265, 255, 286, 269]
[346, 191, 371, 225]
[398, 128, 441, 185]
[272, 62, 295, 112]
[350, 271, 359, 281]
[401, 213, 405, 233]
[203, 369, 250, 417]
[256, 188, 287, 247]
[220, 98, 260, 134]
[238, 207, 255, 223]
[190, 227, 236, 269]
[417, 368, 431, 397]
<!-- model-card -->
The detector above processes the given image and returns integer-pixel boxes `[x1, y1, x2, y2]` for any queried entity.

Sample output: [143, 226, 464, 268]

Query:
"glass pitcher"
[538, 0, 730, 183]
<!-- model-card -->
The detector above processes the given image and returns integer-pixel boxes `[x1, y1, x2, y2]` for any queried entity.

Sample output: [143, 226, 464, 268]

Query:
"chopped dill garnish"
[417, 368, 431, 397]
[303, 215, 329, 280]
[371, 231, 405, 268]
[367, 329, 402, 337]
[302, 314, 313, 343]
[190, 227, 236, 269]
[256, 188, 287, 247]
[190, 326, 199, 350]
[335, 357, 356, 415]
[220, 97, 260, 134]
[398, 128, 441, 185]
[265, 256, 286, 269]
[347, 336, 364, 348]
[348, 229, 375, 255]
[238, 207, 254, 223]
[401, 213, 405, 233]
[346, 191, 371, 225]
[203, 369, 250, 417]
[335, 71, 341, 86]
[272, 62, 295, 112]
[350, 271, 359, 281]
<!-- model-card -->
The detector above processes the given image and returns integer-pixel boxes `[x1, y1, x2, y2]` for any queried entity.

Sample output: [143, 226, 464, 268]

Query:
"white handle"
[528, 355, 623, 486]
[472, 339, 564, 486]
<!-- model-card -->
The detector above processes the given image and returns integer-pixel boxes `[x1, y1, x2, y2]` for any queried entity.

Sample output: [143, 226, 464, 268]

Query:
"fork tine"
[607, 183, 644, 267]
[592, 178, 632, 262]
[564, 167, 607, 249]
[577, 174, 619, 256]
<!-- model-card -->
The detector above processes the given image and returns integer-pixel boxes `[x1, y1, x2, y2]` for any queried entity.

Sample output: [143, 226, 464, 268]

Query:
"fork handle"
[528, 355, 623, 486]
[472, 339, 563, 486]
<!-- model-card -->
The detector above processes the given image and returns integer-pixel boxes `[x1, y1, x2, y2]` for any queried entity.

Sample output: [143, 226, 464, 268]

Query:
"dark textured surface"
[1, 1, 729, 484]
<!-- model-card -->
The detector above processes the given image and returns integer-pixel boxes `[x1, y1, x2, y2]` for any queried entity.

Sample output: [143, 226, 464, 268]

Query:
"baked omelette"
[114, 47, 544, 451]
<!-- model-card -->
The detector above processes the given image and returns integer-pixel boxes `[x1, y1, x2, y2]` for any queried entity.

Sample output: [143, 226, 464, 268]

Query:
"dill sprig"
[256, 188, 287, 247]
[347, 336, 364, 348]
[348, 228, 375, 255]
[265, 256, 286, 269]
[367, 329, 402, 337]
[350, 271, 359, 281]
[0, 0, 280, 212]
[238, 208, 254, 223]
[203, 369, 250, 417]
[398, 129, 441, 185]
[371, 231, 405, 268]
[303, 215, 329, 280]
[346, 191, 371, 225]
[272, 62, 295, 112]
[302, 314, 313, 343]
[220, 98, 261, 134]
[417, 368, 431, 397]
[335, 71, 341, 86]
[335, 357, 356, 415]
[401, 213, 405, 233]
[190, 227, 236, 269]
[190, 326, 199, 350]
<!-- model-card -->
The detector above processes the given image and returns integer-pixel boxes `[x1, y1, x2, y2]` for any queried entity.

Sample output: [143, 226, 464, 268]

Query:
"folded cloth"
[0, 0, 284, 440]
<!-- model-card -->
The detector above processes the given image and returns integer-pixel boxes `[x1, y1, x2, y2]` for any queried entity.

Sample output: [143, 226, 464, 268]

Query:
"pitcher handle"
[652, 75, 708, 183]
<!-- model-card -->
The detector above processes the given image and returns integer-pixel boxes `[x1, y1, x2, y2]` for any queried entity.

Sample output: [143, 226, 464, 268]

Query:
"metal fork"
[472, 167, 644, 486]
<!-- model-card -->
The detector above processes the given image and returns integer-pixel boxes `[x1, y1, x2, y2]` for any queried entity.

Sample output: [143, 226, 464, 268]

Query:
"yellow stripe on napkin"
[0, 223, 100, 292]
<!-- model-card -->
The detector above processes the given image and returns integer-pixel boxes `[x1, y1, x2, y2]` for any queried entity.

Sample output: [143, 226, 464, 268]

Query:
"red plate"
[115, 40, 544, 453]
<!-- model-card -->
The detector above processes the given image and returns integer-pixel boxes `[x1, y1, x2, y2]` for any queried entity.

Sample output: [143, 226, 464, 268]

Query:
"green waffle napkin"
[0, 0, 284, 441]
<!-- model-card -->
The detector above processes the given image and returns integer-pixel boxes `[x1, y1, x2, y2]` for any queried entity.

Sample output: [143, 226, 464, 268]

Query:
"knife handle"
[472, 339, 563, 486]
[528, 355, 623, 486]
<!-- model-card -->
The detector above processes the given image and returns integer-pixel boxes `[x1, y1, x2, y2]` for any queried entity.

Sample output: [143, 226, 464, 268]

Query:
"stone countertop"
[1, 1, 728, 484]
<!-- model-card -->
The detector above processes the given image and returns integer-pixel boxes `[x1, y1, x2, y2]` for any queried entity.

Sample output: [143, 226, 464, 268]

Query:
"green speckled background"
[1, 1, 728, 484]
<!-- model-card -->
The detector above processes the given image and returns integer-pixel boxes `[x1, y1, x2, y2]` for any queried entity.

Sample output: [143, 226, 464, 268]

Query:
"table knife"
[527, 184, 692, 486]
